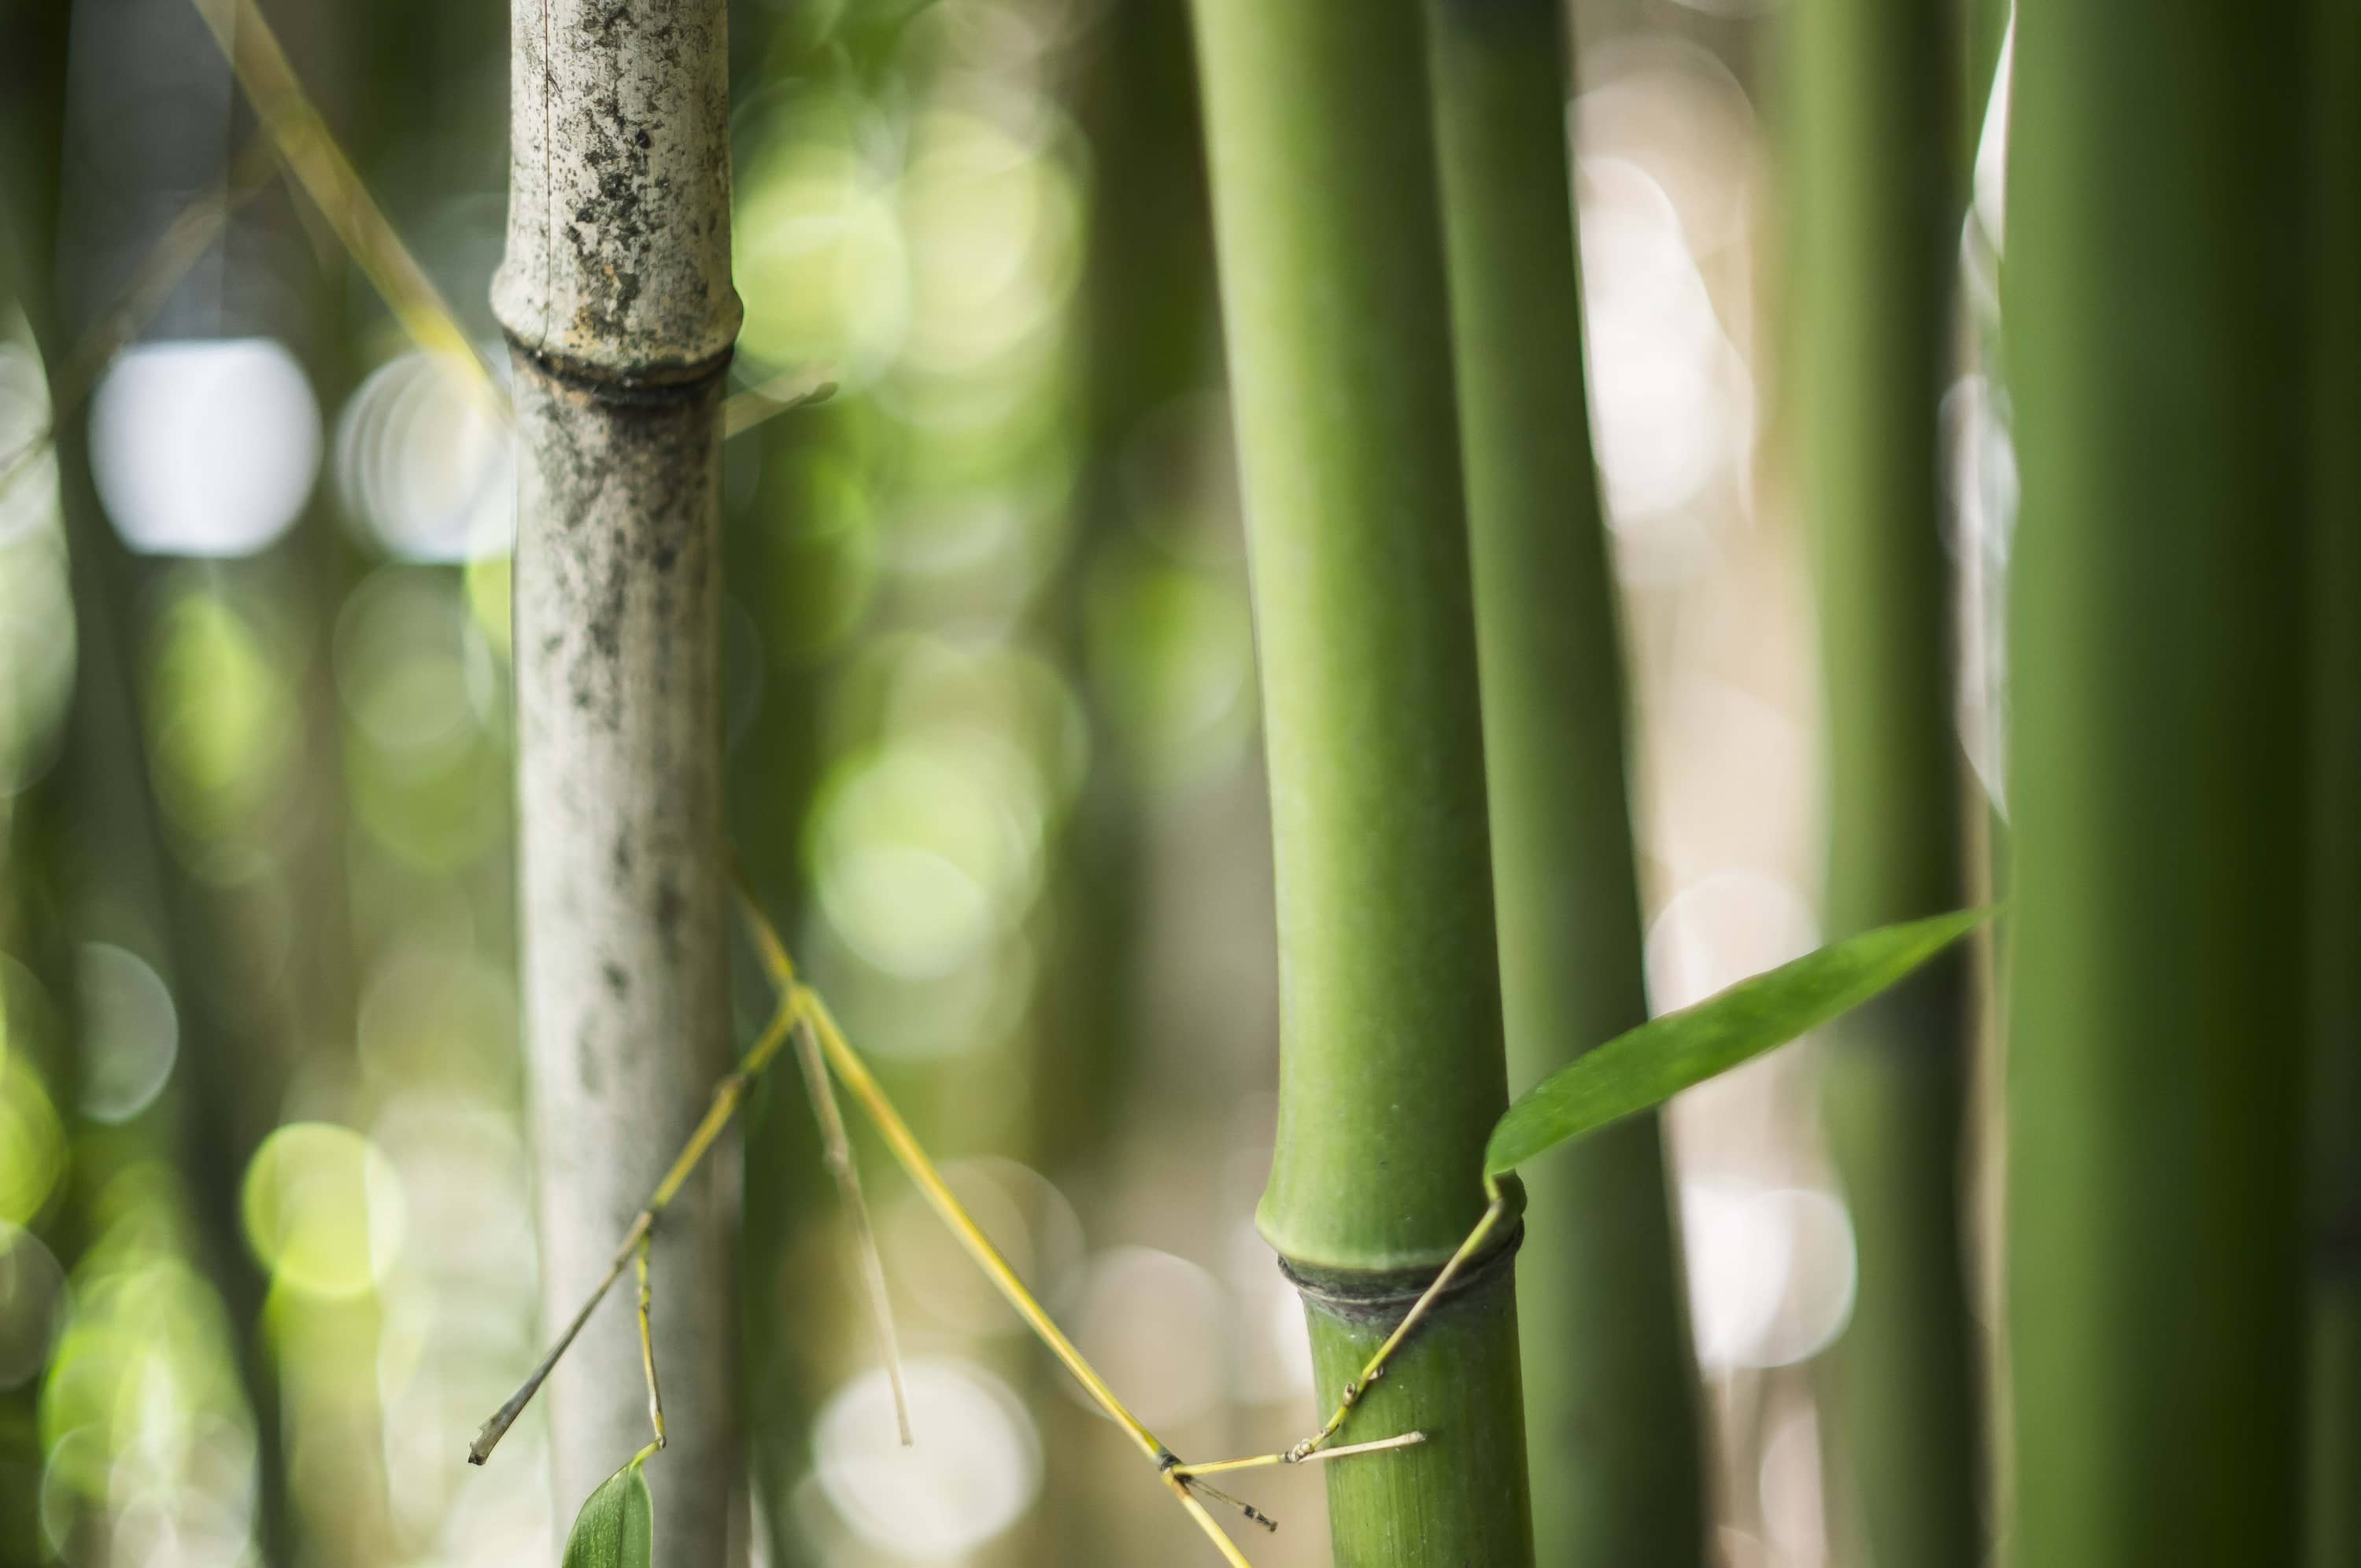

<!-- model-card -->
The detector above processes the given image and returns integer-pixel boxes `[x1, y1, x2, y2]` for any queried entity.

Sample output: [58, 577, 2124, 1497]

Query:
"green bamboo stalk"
[729, 452, 828, 1568]
[1187, 2, 1534, 1561]
[1422, 2, 1702, 1560]
[1045, 0, 1215, 1172]
[2306, 0, 2361, 1561]
[2004, 4, 2311, 1564]
[1783, 0, 1980, 1562]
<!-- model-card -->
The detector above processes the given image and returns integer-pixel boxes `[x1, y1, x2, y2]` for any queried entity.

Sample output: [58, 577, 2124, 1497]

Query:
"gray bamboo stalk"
[1783, 0, 1981, 1562]
[2003, 2, 2309, 1562]
[1189, 0, 1535, 1560]
[1422, 2, 1703, 1559]
[496, 2, 741, 1560]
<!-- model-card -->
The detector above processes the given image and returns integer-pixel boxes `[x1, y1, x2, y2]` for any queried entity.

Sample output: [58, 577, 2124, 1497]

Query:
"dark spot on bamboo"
[654, 876, 685, 950]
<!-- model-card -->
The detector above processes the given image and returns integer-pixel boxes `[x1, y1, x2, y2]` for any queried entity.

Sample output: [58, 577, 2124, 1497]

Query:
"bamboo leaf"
[560, 1459, 655, 1568]
[1483, 909, 1992, 1178]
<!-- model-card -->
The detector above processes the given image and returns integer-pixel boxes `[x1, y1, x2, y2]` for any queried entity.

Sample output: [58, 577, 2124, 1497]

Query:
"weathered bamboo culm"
[495, 2, 742, 1560]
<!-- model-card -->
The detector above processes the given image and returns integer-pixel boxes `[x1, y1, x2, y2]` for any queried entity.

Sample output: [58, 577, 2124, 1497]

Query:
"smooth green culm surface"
[1188, 0, 1505, 1278]
[1187, 0, 1533, 1559]
[1422, 2, 1702, 1557]
[1299, 1257, 1534, 1568]
[2004, 3, 2310, 1563]
[1782, 0, 1979, 1560]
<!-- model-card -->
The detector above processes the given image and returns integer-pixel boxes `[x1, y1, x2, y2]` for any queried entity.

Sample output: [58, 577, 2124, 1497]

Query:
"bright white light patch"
[1682, 1183, 1857, 1371]
[814, 1358, 1040, 1557]
[1579, 199, 1752, 525]
[1066, 1246, 1228, 1429]
[90, 338, 322, 557]
[334, 350, 513, 562]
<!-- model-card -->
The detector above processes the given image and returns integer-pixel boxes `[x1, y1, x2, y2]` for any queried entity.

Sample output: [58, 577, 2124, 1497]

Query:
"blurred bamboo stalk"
[0, 132, 276, 502]
[2003, 2, 2311, 1562]
[1422, 2, 1704, 1560]
[1, 13, 299, 1555]
[1188, 1, 1535, 1560]
[2307, 0, 2361, 1561]
[1783, 0, 1982, 1562]
[496, 0, 743, 1559]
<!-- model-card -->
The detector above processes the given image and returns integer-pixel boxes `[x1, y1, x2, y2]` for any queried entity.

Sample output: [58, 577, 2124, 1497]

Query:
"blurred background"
[0, 0, 2016, 1562]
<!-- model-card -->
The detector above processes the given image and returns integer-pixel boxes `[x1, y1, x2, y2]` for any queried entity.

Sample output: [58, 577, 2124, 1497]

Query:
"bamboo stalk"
[2003, 2, 2311, 1562]
[2, 28, 303, 1551]
[497, 2, 742, 1559]
[2306, 0, 2361, 1559]
[1421, 2, 1704, 1559]
[1187, 1, 1535, 1559]
[1783, 0, 1982, 1560]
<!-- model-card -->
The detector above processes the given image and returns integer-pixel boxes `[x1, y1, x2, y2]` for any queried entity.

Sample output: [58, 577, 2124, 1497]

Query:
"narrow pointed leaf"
[560, 1459, 655, 1568]
[1484, 908, 1992, 1178]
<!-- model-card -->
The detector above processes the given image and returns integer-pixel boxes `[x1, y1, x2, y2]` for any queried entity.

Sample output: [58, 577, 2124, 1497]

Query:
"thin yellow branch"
[467, 993, 796, 1465]
[722, 370, 839, 439]
[794, 985, 1170, 1464]
[189, 0, 841, 472]
[190, 0, 506, 419]
[1164, 1472, 1254, 1568]
[1170, 1430, 1427, 1479]
[467, 1208, 650, 1466]
[789, 1011, 912, 1445]
[730, 886, 1288, 1566]
[1282, 1181, 1510, 1463]
[1181, 1478, 1278, 1533]
[57, 132, 280, 414]
[634, 1238, 666, 1452]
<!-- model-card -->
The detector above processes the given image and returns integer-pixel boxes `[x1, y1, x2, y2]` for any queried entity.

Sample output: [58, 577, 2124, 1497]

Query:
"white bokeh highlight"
[91, 338, 322, 558]
[813, 1358, 1040, 1558]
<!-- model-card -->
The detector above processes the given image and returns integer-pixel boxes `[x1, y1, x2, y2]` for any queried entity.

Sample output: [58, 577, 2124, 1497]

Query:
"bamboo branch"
[467, 994, 796, 1466]
[789, 979, 1172, 1463]
[187, 0, 824, 450]
[1282, 1183, 1511, 1463]
[1170, 1431, 1426, 1480]
[789, 1012, 911, 1445]
[481, 873, 1441, 1562]
[634, 1238, 665, 1452]
[189, 0, 505, 416]
[722, 370, 840, 439]
[735, 889, 1288, 1564]
[467, 1211, 652, 1467]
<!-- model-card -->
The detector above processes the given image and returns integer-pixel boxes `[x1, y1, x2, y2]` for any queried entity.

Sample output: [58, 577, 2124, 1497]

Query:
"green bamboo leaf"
[1483, 908, 1993, 1178]
[560, 1458, 655, 1568]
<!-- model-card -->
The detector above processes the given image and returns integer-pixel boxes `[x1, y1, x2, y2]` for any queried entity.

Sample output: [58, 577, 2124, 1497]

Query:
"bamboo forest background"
[0, 0, 2341, 1565]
